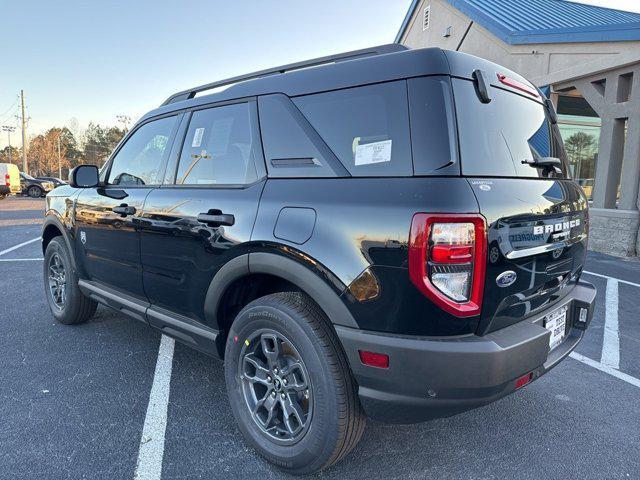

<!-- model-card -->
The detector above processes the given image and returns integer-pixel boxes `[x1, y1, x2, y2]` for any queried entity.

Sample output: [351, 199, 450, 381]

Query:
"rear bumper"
[336, 280, 596, 424]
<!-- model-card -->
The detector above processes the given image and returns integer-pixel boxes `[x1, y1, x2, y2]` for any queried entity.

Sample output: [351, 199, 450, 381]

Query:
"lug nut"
[273, 368, 278, 374]
[304, 390, 309, 399]
[280, 393, 286, 399]
[271, 391, 276, 398]
[267, 376, 272, 382]
[283, 378, 288, 385]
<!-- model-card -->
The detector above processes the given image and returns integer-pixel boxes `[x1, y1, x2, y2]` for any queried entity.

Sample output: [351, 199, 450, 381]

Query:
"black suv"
[21, 172, 55, 197]
[42, 45, 596, 474]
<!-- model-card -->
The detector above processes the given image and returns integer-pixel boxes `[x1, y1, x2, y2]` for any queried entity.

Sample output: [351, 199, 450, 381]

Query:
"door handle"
[112, 204, 137, 217]
[197, 210, 235, 227]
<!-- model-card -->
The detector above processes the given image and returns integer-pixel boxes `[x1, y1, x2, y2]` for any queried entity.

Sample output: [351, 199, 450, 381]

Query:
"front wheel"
[44, 237, 98, 324]
[224, 292, 365, 474]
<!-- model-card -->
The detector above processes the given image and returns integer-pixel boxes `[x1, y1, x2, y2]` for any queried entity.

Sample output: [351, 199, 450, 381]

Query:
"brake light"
[409, 214, 486, 317]
[4, 174, 9, 187]
[497, 73, 540, 99]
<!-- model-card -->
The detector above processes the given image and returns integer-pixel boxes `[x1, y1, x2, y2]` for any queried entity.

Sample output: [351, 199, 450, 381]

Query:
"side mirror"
[69, 165, 100, 188]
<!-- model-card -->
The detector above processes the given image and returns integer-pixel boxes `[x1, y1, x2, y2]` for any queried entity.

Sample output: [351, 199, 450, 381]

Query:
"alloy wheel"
[239, 330, 313, 444]
[48, 252, 67, 310]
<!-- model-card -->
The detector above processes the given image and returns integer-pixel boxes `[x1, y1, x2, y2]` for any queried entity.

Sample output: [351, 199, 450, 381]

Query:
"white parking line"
[570, 352, 640, 389]
[583, 270, 640, 289]
[0, 237, 40, 256]
[601, 279, 620, 369]
[0, 258, 44, 262]
[134, 335, 175, 480]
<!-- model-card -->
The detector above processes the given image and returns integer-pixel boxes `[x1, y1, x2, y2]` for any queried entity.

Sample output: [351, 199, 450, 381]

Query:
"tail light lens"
[409, 214, 487, 317]
[4, 174, 9, 187]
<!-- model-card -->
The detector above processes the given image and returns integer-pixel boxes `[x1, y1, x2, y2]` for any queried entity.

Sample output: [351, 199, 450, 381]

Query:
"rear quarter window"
[293, 81, 413, 177]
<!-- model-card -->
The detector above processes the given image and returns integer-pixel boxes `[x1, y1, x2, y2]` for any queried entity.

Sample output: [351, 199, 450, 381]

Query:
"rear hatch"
[450, 62, 588, 334]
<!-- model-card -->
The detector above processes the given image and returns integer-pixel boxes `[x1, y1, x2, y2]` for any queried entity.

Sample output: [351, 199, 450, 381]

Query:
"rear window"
[293, 81, 413, 177]
[453, 78, 569, 178]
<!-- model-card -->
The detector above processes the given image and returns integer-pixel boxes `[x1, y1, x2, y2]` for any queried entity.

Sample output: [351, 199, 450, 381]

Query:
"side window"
[258, 94, 341, 178]
[175, 103, 258, 185]
[108, 116, 177, 186]
[293, 81, 413, 177]
[408, 76, 458, 175]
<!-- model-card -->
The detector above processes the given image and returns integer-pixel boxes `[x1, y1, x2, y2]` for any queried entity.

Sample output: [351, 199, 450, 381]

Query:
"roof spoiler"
[160, 44, 409, 106]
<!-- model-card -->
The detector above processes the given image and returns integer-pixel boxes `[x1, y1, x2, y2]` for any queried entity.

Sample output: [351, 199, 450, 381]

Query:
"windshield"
[21, 173, 35, 180]
[453, 78, 569, 178]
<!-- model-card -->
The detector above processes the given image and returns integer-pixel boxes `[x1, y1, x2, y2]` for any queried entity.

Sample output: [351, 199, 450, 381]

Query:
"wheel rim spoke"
[260, 333, 281, 370]
[242, 353, 271, 386]
[280, 394, 305, 435]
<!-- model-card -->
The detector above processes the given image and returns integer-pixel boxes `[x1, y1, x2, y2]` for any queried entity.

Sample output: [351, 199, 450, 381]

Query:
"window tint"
[293, 81, 412, 177]
[176, 103, 258, 185]
[408, 76, 458, 175]
[453, 78, 569, 178]
[258, 94, 339, 178]
[108, 116, 177, 186]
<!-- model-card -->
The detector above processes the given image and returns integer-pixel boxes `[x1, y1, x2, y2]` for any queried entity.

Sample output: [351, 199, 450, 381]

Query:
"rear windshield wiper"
[522, 157, 562, 176]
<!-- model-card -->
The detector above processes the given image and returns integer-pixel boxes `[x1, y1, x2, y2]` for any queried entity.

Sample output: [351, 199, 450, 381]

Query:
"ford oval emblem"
[496, 270, 517, 288]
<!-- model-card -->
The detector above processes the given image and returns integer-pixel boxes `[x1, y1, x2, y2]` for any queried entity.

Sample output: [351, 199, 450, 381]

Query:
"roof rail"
[160, 44, 408, 106]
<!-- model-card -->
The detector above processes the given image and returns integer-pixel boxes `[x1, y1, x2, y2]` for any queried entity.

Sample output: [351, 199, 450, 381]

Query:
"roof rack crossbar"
[160, 43, 408, 106]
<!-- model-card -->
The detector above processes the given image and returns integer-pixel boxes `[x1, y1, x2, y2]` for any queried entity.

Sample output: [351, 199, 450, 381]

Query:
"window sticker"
[354, 140, 392, 166]
[192, 127, 205, 148]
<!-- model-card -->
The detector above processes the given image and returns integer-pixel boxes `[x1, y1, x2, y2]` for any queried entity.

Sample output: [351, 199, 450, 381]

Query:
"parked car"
[0, 163, 21, 199]
[20, 172, 54, 197]
[41, 45, 596, 474]
[36, 176, 68, 188]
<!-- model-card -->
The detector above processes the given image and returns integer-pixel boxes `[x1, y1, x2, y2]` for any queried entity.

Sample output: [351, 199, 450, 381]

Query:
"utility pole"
[1, 125, 16, 163]
[57, 134, 62, 179]
[20, 90, 28, 174]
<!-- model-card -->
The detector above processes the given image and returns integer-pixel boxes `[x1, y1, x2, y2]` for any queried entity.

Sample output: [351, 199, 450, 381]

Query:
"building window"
[556, 91, 601, 201]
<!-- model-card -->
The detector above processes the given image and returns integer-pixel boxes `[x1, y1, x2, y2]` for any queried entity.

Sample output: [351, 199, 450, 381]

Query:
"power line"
[0, 97, 18, 119]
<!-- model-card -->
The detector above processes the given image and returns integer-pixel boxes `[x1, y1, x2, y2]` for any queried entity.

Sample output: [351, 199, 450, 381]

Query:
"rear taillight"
[409, 214, 487, 317]
[4, 174, 9, 187]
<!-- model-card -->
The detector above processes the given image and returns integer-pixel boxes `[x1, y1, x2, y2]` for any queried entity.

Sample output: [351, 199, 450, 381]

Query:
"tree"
[82, 123, 125, 167]
[25, 127, 81, 177]
[564, 131, 597, 180]
[0, 146, 20, 166]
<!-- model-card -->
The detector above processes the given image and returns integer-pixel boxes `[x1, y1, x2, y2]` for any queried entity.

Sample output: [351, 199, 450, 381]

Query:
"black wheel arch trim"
[42, 215, 77, 272]
[203, 251, 359, 331]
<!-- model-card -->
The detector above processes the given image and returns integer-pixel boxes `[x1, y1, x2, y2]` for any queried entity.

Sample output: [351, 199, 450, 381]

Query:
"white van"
[0, 163, 21, 199]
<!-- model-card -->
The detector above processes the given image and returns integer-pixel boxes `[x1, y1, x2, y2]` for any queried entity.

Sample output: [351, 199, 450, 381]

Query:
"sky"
[1, 0, 639, 149]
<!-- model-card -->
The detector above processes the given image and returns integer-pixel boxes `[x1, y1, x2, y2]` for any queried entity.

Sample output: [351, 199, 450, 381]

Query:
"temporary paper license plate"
[545, 306, 567, 351]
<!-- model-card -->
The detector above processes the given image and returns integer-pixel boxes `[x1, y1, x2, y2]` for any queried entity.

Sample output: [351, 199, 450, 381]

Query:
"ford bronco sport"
[42, 45, 596, 474]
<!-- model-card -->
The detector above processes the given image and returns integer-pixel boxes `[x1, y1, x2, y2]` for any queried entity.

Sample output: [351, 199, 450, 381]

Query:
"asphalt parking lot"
[1, 195, 639, 480]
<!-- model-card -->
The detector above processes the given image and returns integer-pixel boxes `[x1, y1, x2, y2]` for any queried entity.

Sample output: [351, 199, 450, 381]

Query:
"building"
[396, 0, 640, 256]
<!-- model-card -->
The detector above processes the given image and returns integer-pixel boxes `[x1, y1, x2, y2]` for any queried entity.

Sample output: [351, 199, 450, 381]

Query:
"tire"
[224, 292, 365, 475]
[28, 185, 43, 198]
[44, 237, 98, 325]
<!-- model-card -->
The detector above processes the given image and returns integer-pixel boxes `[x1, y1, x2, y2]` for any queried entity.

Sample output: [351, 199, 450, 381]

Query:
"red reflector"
[431, 244, 473, 263]
[497, 73, 540, 99]
[515, 372, 533, 390]
[358, 350, 389, 369]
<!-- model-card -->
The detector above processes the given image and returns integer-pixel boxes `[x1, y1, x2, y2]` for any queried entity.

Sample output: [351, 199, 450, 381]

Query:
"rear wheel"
[44, 237, 97, 325]
[224, 292, 365, 474]
[28, 185, 43, 198]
